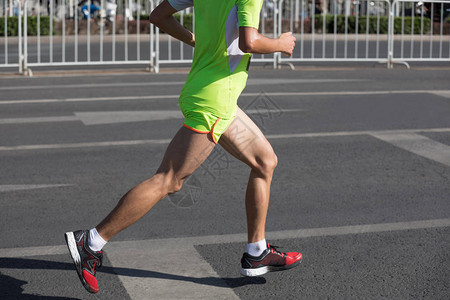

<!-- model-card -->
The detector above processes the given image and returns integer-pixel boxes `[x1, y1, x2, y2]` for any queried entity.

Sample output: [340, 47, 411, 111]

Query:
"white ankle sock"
[246, 238, 267, 257]
[88, 228, 107, 252]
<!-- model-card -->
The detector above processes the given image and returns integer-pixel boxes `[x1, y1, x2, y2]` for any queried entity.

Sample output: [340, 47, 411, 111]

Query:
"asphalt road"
[0, 67, 449, 299]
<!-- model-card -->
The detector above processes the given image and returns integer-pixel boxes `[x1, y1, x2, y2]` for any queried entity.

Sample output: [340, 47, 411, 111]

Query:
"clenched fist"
[279, 32, 296, 57]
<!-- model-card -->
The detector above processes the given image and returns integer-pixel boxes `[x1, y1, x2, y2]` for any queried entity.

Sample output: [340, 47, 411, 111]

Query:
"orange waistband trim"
[210, 117, 221, 144]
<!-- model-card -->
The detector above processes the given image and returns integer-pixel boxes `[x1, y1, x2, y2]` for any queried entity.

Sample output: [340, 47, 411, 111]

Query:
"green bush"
[313, 15, 431, 34]
[0, 16, 54, 36]
[0, 14, 432, 36]
[174, 13, 193, 31]
[393, 16, 432, 34]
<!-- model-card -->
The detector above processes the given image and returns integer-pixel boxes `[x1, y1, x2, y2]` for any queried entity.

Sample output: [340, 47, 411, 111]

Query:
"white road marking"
[0, 139, 172, 151]
[0, 218, 448, 258]
[0, 90, 448, 105]
[0, 116, 79, 124]
[0, 184, 73, 192]
[247, 78, 366, 85]
[2, 218, 448, 299]
[0, 109, 304, 126]
[266, 127, 450, 140]
[76, 110, 181, 125]
[106, 245, 238, 300]
[0, 81, 185, 91]
[371, 132, 450, 167]
[0, 78, 364, 92]
[0, 94, 178, 105]
[430, 91, 450, 99]
[1, 128, 449, 152]
[76, 109, 303, 126]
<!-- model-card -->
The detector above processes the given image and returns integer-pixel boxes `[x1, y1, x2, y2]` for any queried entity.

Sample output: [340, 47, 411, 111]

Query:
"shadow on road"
[0, 257, 266, 292]
[0, 273, 81, 300]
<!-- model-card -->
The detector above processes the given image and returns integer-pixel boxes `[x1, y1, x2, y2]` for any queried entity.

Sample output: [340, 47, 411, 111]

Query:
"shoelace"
[95, 257, 102, 269]
[91, 258, 102, 274]
[268, 244, 286, 257]
[86, 246, 103, 270]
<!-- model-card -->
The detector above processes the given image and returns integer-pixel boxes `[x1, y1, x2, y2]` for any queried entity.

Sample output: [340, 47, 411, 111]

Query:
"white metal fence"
[0, 0, 449, 74]
[277, 0, 393, 67]
[390, 0, 450, 67]
[154, 0, 278, 72]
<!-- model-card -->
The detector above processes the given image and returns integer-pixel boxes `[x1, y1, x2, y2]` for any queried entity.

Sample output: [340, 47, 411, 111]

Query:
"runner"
[65, 0, 301, 293]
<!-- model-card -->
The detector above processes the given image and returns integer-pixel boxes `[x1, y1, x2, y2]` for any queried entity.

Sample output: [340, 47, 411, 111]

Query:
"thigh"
[156, 127, 216, 180]
[219, 107, 275, 168]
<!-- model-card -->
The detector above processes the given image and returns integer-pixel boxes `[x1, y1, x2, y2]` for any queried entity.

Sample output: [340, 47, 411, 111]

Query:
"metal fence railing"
[20, 0, 157, 74]
[277, 0, 393, 68]
[389, 0, 450, 67]
[153, 0, 278, 72]
[1, 0, 21, 70]
[0, 0, 449, 74]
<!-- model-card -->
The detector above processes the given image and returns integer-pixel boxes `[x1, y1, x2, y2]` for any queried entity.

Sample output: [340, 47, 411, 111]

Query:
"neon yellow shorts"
[181, 107, 236, 144]
[178, 73, 243, 144]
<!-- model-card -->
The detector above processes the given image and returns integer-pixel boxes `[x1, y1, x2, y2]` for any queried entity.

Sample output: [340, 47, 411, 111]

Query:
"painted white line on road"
[247, 78, 366, 85]
[1, 90, 448, 105]
[0, 116, 79, 124]
[0, 184, 73, 192]
[0, 81, 185, 91]
[0, 218, 449, 258]
[76, 110, 182, 125]
[0, 78, 364, 92]
[0, 112, 181, 125]
[2, 218, 448, 300]
[0, 109, 305, 125]
[371, 132, 450, 167]
[108, 217, 450, 299]
[1, 128, 449, 152]
[76, 109, 303, 126]
[266, 127, 450, 140]
[0, 245, 67, 257]
[430, 91, 450, 99]
[0, 139, 172, 151]
[249, 89, 450, 98]
[106, 245, 238, 300]
[0, 94, 179, 105]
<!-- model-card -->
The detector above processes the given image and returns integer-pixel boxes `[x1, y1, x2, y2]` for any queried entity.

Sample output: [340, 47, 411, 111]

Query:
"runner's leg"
[219, 107, 277, 243]
[96, 127, 216, 241]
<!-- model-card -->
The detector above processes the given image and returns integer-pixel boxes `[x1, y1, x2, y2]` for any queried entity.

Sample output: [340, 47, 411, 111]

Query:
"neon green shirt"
[169, 0, 263, 120]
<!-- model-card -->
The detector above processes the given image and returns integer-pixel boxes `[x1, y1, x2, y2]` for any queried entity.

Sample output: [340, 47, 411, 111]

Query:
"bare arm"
[149, 0, 195, 47]
[239, 27, 295, 56]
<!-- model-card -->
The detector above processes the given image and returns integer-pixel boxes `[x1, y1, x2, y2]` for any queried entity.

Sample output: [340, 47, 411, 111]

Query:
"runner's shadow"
[109, 264, 266, 288]
[0, 274, 81, 300]
[0, 257, 266, 289]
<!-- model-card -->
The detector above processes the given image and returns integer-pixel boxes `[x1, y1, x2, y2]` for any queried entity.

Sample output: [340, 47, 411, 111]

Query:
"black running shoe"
[64, 230, 103, 293]
[240, 243, 302, 277]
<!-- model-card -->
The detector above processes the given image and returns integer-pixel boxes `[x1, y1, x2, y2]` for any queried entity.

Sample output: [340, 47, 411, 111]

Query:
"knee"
[166, 178, 183, 195]
[266, 152, 278, 173]
[161, 174, 184, 195]
[253, 151, 278, 178]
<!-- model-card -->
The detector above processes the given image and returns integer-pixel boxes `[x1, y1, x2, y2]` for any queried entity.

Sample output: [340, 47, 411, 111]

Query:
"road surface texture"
[0, 67, 449, 299]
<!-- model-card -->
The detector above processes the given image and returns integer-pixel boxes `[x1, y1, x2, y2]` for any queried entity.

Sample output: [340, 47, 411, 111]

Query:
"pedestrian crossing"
[1, 219, 449, 299]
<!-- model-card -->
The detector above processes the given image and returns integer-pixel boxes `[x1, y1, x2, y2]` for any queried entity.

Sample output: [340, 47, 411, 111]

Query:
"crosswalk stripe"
[1, 90, 448, 105]
[1, 128, 449, 152]
[0, 184, 73, 192]
[1, 218, 449, 258]
[0, 78, 363, 92]
[371, 132, 450, 167]
[2, 219, 449, 299]
[106, 245, 238, 300]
